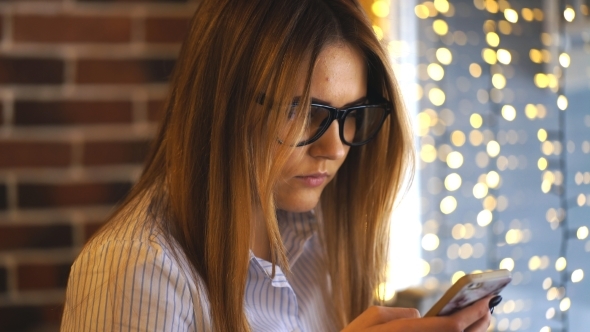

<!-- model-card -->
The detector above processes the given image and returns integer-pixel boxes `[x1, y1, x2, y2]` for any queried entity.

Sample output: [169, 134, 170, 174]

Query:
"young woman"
[61, 0, 494, 331]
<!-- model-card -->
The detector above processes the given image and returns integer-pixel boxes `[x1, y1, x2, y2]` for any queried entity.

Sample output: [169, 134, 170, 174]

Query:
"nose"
[307, 120, 347, 160]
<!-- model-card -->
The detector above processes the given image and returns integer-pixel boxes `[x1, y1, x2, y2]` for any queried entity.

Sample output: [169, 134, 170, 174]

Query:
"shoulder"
[72, 209, 203, 295]
[62, 210, 213, 331]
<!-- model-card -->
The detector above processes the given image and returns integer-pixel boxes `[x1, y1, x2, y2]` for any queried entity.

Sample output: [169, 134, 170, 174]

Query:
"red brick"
[0, 184, 6, 211]
[18, 182, 132, 208]
[15, 100, 133, 126]
[14, 15, 131, 43]
[76, 58, 175, 84]
[148, 100, 165, 122]
[83, 140, 150, 166]
[79, 0, 186, 2]
[17, 263, 71, 291]
[146, 17, 190, 43]
[0, 57, 64, 84]
[0, 267, 6, 294]
[0, 141, 71, 168]
[0, 305, 62, 332]
[0, 224, 72, 251]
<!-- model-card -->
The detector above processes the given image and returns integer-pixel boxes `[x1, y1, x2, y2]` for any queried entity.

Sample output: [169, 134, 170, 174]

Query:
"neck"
[251, 207, 272, 261]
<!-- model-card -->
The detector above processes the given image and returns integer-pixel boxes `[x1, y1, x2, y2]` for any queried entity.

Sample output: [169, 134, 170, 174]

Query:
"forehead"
[305, 43, 368, 108]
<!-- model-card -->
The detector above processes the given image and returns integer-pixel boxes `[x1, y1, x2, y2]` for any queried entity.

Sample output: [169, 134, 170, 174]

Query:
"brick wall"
[0, 0, 197, 331]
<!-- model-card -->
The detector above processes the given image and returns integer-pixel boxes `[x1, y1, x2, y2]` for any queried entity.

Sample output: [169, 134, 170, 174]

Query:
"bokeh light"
[564, 7, 575, 22]
[445, 173, 462, 191]
[372, 1, 390, 18]
[504, 8, 518, 23]
[436, 48, 453, 65]
[572, 269, 584, 283]
[422, 233, 440, 251]
[497, 49, 512, 64]
[500, 258, 515, 271]
[469, 63, 482, 77]
[501, 105, 516, 121]
[433, 19, 449, 35]
[446, 151, 464, 169]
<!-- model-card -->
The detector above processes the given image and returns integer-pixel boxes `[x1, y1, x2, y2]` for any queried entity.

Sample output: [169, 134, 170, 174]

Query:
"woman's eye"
[348, 110, 358, 117]
[309, 106, 322, 119]
[288, 106, 298, 119]
[309, 106, 330, 128]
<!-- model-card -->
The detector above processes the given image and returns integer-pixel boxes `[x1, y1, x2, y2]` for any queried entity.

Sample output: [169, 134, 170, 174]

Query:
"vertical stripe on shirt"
[61, 210, 336, 331]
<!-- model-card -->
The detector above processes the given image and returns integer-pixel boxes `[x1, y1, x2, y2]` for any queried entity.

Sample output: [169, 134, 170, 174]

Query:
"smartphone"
[424, 269, 512, 317]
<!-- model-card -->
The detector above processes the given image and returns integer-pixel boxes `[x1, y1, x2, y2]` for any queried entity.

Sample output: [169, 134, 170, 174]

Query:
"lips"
[295, 173, 329, 187]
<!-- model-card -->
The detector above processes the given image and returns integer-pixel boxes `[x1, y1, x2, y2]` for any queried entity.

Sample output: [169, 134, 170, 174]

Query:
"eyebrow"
[292, 96, 368, 108]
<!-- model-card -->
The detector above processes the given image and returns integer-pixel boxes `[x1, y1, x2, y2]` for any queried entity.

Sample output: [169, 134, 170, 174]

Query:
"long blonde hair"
[101, 0, 414, 330]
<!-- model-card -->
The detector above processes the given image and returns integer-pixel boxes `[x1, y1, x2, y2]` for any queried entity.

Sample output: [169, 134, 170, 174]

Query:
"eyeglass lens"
[305, 105, 387, 145]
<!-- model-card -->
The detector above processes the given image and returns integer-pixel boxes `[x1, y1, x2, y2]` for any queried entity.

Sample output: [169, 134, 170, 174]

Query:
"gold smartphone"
[424, 269, 512, 317]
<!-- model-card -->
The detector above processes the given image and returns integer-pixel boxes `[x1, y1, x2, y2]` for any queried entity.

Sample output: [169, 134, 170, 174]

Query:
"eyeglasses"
[290, 100, 391, 147]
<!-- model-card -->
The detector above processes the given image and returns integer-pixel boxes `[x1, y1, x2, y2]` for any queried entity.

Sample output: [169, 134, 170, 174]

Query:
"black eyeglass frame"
[292, 100, 391, 147]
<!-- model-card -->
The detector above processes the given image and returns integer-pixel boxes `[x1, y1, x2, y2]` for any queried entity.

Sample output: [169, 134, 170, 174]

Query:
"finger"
[366, 306, 421, 323]
[374, 315, 473, 332]
[343, 306, 421, 331]
[465, 310, 492, 332]
[449, 295, 495, 330]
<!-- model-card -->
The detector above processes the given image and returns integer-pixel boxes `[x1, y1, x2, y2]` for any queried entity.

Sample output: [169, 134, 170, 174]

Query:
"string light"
[440, 196, 458, 214]
[371, 1, 390, 18]
[436, 48, 453, 64]
[433, 0, 449, 14]
[427, 63, 445, 81]
[522, 8, 534, 21]
[559, 53, 571, 68]
[433, 19, 449, 35]
[564, 6, 575, 22]
[497, 49, 511, 64]
[500, 258, 515, 271]
[501, 105, 516, 121]
[405, 2, 588, 331]
[571, 269, 584, 283]
[444, 173, 462, 191]
[482, 48, 498, 64]
[504, 8, 518, 23]
[422, 233, 440, 251]
[446, 151, 464, 169]
[414, 4, 429, 19]
[560, 297, 571, 311]
[486, 32, 500, 47]
[372, 25, 384, 40]
[469, 63, 482, 77]
[557, 95, 568, 110]
[470, 114, 483, 128]
[429, 88, 446, 106]
[577, 226, 589, 240]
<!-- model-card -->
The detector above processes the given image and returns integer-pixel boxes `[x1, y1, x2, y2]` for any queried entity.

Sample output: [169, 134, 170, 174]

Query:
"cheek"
[274, 149, 319, 212]
[279, 148, 306, 179]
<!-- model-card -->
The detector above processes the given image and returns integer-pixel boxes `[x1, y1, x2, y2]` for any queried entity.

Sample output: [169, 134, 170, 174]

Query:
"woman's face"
[275, 43, 368, 212]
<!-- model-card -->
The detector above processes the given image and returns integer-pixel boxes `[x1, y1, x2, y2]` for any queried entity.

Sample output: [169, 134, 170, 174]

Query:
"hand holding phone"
[424, 269, 511, 317]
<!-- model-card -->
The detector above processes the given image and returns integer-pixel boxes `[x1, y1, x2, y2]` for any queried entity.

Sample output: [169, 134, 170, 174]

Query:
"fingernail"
[489, 295, 502, 313]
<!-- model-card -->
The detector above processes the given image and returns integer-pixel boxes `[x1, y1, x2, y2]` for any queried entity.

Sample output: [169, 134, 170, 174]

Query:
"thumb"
[343, 306, 421, 331]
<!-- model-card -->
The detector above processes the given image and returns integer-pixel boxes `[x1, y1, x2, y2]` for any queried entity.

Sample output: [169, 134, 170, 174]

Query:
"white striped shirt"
[61, 209, 336, 331]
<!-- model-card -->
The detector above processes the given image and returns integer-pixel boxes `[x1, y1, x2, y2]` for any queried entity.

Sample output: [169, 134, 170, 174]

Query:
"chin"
[276, 194, 320, 213]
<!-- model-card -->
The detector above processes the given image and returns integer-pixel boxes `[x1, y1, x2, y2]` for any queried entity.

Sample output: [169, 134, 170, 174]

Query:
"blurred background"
[368, 1, 590, 332]
[0, 0, 588, 331]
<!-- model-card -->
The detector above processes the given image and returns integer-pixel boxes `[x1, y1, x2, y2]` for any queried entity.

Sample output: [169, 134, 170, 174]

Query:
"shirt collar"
[248, 210, 320, 283]
[276, 209, 319, 267]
